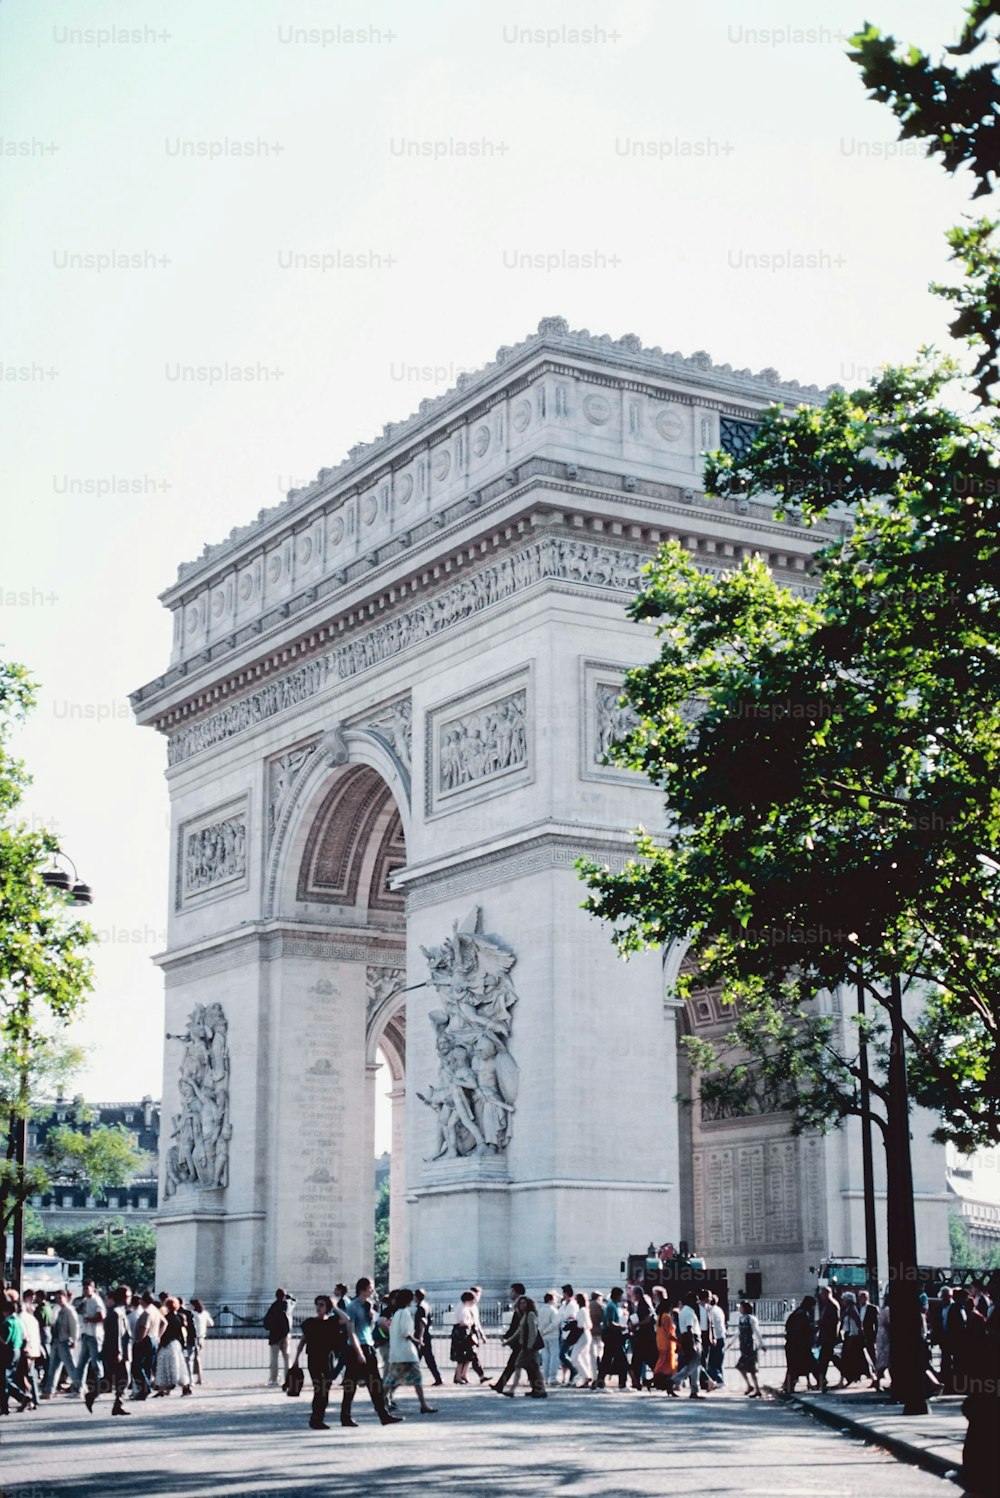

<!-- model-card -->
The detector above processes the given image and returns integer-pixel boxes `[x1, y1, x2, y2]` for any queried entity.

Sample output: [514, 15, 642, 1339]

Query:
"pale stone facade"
[133, 318, 950, 1299]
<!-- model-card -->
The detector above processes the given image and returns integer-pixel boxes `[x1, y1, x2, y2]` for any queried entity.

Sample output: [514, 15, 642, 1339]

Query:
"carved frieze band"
[178, 801, 249, 907]
[166, 534, 652, 765]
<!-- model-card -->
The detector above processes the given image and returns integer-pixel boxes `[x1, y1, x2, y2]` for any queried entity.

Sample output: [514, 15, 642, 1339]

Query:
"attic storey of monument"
[132, 319, 948, 1301]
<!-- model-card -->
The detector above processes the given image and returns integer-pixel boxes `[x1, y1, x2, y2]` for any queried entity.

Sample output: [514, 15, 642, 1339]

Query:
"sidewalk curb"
[772, 1388, 962, 1485]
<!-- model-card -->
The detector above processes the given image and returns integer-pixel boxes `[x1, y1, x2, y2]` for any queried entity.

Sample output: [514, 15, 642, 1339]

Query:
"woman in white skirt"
[569, 1293, 595, 1387]
[154, 1299, 193, 1396]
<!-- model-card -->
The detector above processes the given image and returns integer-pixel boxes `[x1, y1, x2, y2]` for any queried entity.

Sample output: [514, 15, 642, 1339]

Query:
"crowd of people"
[780, 1279, 997, 1400]
[1, 1280, 213, 1417]
[259, 1276, 759, 1431]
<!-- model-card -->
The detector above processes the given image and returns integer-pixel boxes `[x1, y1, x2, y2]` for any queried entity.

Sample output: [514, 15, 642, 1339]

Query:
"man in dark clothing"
[490, 1282, 526, 1394]
[86, 1286, 131, 1416]
[341, 1277, 402, 1427]
[782, 1296, 817, 1394]
[291, 1296, 352, 1429]
[414, 1289, 442, 1386]
[263, 1288, 292, 1388]
[857, 1290, 879, 1383]
[815, 1287, 841, 1391]
[595, 1287, 630, 1389]
[630, 1287, 657, 1390]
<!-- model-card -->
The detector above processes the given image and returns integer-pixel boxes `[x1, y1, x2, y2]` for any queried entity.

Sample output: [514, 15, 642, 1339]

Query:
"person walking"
[569, 1292, 596, 1388]
[130, 1294, 162, 1402]
[652, 1298, 680, 1394]
[154, 1298, 192, 1397]
[1, 1294, 30, 1414]
[381, 1289, 438, 1416]
[491, 1283, 527, 1393]
[734, 1300, 763, 1398]
[596, 1288, 630, 1390]
[449, 1292, 477, 1385]
[341, 1277, 402, 1428]
[671, 1295, 707, 1398]
[189, 1298, 213, 1386]
[291, 1294, 354, 1430]
[858, 1290, 879, 1384]
[815, 1286, 841, 1391]
[16, 1290, 43, 1409]
[629, 1285, 657, 1390]
[86, 1285, 132, 1416]
[76, 1279, 105, 1398]
[837, 1292, 870, 1386]
[413, 1289, 442, 1387]
[263, 1288, 293, 1389]
[509, 1295, 547, 1398]
[557, 1284, 576, 1382]
[466, 1287, 491, 1385]
[782, 1296, 817, 1395]
[873, 1297, 891, 1393]
[704, 1292, 727, 1388]
[537, 1292, 562, 1387]
[43, 1290, 81, 1399]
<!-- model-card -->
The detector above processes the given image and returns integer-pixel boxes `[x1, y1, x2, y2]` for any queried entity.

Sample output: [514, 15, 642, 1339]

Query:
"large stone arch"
[265, 726, 412, 923]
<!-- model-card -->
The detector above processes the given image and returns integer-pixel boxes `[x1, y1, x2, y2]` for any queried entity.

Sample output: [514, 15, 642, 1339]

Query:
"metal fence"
[201, 1303, 790, 1375]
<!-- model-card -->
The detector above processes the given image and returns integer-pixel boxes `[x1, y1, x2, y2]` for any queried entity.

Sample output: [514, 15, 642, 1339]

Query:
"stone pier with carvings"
[132, 317, 951, 1300]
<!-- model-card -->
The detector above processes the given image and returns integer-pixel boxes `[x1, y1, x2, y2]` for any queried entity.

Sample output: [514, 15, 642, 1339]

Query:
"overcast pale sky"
[0, 0, 972, 1150]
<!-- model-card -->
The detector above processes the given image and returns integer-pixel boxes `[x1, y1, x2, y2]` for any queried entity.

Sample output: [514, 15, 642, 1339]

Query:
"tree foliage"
[374, 1176, 390, 1294]
[24, 1218, 157, 1293]
[0, 659, 97, 1236]
[579, 2, 1000, 1152]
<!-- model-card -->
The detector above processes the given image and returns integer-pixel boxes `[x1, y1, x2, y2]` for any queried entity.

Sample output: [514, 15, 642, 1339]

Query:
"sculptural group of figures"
[184, 818, 246, 893]
[417, 908, 520, 1161]
[164, 1003, 231, 1195]
[439, 693, 527, 792]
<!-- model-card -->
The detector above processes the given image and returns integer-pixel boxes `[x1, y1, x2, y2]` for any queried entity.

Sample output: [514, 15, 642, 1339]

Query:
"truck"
[626, 1251, 729, 1306]
[19, 1251, 84, 1300]
[814, 1257, 991, 1299]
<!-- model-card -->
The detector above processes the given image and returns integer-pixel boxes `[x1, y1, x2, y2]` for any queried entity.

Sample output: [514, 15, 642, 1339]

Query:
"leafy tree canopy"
[579, 2, 1000, 1152]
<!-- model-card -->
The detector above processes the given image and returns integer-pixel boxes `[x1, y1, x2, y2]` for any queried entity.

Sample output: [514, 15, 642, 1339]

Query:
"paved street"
[0, 1381, 958, 1498]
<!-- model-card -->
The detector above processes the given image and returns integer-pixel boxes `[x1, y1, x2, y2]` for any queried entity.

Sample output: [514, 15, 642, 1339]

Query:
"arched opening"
[263, 758, 409, 1288]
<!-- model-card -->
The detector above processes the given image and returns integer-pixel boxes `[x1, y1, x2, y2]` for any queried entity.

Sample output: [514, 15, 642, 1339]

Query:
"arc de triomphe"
[133, 317, 948, 1300]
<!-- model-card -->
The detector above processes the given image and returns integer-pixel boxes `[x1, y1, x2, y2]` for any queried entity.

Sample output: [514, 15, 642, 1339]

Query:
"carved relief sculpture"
[183, 817, 246, 894]
[164, 1002, 231, 1195]
[365, 700, 413, 770]
[366, 965, 406, 1022]
[268, 743, 317, 839]
[417, 907, 519, 1160]
[439, 690, 526, 795]
[595, 683, 640, 762]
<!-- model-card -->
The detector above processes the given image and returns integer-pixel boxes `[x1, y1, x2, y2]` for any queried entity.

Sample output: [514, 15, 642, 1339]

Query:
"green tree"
[24, 1218, 157, 1292]
[579, 2, 1000, 1153]
[374, 1176, 390, 1294]
[0, 660, 97, 1245]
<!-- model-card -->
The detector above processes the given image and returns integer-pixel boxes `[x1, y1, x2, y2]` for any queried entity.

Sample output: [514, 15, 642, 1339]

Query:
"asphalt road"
[0, 1381, 958, 1498]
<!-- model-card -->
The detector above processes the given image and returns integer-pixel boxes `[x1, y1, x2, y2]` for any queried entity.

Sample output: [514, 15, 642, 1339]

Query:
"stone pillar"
[362, 1062, 378, 1279]
[388, 1085, 407, 1286]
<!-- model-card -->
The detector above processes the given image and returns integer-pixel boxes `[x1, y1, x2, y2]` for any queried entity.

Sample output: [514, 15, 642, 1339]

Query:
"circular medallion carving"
[297, 534, 313, 566]
[512, 399, 531, 433]
[471, 425, 490, 458]
[266, 554, 282, 583]
[238, 571, 254, 601]
[396, 472, 413, 504]
[186, 608, 198, 635]
[211, 589, 225, 618]
[329, 515, 345, 545]
[362, 493, 378, 525]
[656, 408, 685, 442]
[583, 393, 612, 425]
[432, 448, 451, 481]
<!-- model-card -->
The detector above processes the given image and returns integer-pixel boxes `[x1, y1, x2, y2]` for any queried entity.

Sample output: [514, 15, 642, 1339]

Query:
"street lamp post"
[8, 855, 92, 1296]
